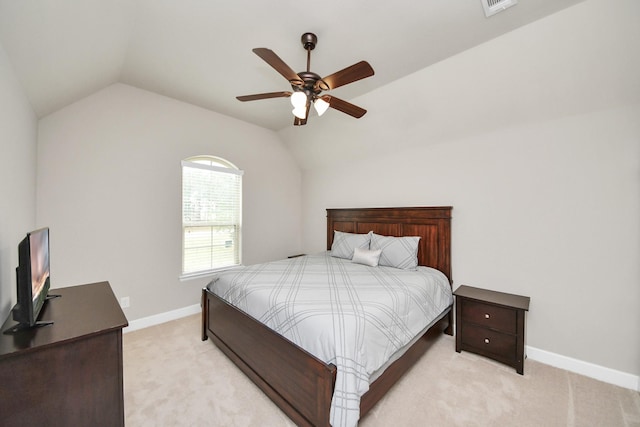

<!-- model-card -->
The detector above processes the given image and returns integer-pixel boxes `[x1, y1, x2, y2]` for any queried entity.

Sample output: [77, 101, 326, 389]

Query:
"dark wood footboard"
[202, 288, 336, 427]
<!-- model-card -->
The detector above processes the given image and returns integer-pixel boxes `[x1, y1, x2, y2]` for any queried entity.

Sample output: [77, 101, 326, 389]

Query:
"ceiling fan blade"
[321, 95, 367, 118]
[252, 48, 302, 85]
[236, 91, 291, 102]
[319, 61, 374, 91]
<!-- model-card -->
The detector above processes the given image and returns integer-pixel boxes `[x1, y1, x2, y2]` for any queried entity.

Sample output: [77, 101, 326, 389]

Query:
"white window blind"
[181, 158, 243, 276]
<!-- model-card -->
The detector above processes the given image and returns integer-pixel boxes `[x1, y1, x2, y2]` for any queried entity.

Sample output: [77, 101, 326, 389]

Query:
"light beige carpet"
[123, 315, 640, 426]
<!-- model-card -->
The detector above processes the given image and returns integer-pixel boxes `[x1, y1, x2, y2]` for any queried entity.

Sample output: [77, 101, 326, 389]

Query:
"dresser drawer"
[461, 324, 517, 359]
[461, 300, 517, 334]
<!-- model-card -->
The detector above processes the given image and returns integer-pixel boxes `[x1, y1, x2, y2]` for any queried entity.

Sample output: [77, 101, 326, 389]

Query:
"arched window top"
[185, 155, 238, 170]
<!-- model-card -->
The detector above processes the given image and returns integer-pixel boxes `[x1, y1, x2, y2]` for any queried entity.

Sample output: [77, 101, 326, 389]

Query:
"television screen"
[29, 227, 50, 319]
[5, 227, 53, 333]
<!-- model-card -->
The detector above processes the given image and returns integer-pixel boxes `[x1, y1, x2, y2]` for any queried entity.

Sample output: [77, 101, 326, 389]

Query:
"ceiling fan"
[236, 32, 375, 126]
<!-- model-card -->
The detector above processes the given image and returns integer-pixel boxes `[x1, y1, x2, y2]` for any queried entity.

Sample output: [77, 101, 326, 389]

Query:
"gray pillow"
[330, 231, 371, 259]
[370, 233, 420, 270]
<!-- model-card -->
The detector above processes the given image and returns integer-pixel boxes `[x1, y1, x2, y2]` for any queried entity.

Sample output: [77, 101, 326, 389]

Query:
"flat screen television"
[4, 227, 57, 333]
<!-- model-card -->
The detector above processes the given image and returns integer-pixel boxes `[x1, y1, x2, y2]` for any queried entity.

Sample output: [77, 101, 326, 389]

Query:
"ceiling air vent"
[482, 0, 517, 17]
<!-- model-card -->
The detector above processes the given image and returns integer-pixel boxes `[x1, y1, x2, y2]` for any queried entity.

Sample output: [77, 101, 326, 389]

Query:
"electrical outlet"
[120, 296, 130, 308]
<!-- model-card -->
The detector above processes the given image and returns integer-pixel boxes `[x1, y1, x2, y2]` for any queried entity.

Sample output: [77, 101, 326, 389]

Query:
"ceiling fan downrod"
[301, 32, 317, 72]
[295, 33, 329, 97]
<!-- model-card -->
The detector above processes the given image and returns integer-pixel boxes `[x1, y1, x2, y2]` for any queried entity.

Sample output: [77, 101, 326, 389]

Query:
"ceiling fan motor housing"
[294, 71, 325, 96]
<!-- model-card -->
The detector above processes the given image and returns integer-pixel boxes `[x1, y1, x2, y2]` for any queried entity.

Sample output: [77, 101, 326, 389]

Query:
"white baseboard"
[526, 345, 639, 392]
[122, 308, 639, 393]
[123, 303, 200, 333]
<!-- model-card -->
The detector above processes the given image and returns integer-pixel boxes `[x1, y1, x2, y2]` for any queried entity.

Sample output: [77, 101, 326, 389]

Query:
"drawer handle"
[484, 338, 490, 344]
[484, 313, 490, 319]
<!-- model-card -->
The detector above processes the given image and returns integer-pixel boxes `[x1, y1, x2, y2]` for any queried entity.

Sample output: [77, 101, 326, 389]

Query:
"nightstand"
[454, 285, 530, 374]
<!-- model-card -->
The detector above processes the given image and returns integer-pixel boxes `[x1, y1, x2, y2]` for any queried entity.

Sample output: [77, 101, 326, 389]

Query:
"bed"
[201, 206, 453, 426]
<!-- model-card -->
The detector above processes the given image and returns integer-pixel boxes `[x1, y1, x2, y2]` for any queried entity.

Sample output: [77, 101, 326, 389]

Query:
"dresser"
[0, 281, 128, 426]
[454, 285, 530, 374]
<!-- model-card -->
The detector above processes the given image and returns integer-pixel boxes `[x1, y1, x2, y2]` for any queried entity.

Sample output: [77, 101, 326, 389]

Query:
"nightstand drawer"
[461, 300, 516, 334]
[462, 324, 516, 359]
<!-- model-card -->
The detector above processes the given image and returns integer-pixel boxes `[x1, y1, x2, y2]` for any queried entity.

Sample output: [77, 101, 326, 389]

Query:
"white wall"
[37, 83, 302, 321]
[0, 42, 37, 321]
[282, 0, 640, 379]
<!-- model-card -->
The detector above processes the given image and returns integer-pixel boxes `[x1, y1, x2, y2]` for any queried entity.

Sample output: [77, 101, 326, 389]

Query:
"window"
[181, 156, 243, 278]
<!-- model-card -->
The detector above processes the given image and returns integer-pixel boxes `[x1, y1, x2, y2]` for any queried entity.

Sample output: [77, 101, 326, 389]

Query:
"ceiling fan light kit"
[236, 32, 375, 126]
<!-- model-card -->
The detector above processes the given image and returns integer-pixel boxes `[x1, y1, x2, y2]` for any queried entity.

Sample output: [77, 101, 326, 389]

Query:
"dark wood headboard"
[327, 207, 452, 283]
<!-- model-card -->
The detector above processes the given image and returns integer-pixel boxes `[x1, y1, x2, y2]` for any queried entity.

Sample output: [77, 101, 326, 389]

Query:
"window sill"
[179, 265, 243, 282]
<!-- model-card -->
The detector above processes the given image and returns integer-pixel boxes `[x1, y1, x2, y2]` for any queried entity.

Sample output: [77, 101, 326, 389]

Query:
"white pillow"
[330, 231, 371, 259]
[370, 233, 420, 270]
[351, 247, 382, 267]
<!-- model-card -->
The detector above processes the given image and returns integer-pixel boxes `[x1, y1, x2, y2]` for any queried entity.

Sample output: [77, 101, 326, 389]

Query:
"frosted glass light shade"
[290, 92, 307, 108]
[292, 107, 307, 119]
[314, 98, 330, 116]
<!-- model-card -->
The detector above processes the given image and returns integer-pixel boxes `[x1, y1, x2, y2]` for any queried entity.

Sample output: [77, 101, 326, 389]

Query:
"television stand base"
[3, 320, 54, 335]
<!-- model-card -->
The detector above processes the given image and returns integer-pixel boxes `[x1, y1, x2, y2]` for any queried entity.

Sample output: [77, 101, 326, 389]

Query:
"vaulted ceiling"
[0, 0, 584, 131]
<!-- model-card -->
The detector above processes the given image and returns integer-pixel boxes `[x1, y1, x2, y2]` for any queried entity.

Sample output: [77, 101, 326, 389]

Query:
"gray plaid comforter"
[207, 252, 452, 427]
